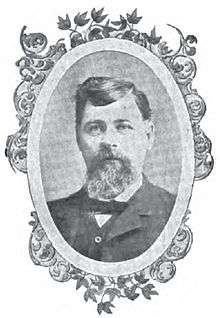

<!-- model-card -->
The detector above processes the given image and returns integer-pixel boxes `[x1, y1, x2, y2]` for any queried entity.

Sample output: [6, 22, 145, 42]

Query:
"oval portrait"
[27, 38, 194, 276]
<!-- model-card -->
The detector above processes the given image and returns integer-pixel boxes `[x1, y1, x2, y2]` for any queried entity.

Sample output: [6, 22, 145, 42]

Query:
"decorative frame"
[5, 8, 213, 314]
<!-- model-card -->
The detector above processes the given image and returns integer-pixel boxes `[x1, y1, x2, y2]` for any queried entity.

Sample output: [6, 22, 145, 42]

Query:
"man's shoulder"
[138, 178, 176, 211]
[47, 189, 86, 242]
[134, 179, 177, 233]
[47, 187, 85, 220]
[134, 180, 176, 247]
[147, 182, 176, 206]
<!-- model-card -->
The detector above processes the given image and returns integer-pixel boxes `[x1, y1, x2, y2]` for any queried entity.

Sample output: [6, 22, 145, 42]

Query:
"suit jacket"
[47, 177, 176, 262]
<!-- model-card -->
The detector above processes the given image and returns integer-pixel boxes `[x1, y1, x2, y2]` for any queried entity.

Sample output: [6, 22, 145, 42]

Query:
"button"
[94, 236, 102, 243]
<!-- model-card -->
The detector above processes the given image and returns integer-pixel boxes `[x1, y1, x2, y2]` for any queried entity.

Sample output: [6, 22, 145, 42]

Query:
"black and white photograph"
[27, 37, 195, 277]
[1, 1, 219, 317]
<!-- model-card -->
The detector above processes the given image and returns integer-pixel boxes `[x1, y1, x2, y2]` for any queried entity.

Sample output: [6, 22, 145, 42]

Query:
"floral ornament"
[57, 14, 71, 30]
[57, 8, 164, 49]
[73, 271, 159, 315]
[56, 8, 198, 62]
[126, 8, 142, 24]
[111, 15, 127, 30]
[91, 8, 108, 23]
[142, 26, 162, 45]
[74, 12, 90, 27]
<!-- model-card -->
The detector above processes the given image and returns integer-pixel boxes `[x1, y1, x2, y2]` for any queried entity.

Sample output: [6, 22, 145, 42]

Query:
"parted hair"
[75, 77, 151, 125]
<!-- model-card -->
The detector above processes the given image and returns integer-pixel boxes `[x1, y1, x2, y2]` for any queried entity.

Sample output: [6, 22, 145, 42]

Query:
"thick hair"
[75, 77, 151, 125]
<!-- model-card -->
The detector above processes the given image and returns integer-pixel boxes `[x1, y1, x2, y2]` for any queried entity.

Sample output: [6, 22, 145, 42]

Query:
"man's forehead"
[81, 93, 143, 122]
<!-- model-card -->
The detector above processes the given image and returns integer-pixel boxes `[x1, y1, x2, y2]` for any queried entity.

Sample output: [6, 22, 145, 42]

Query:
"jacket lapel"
[106, 177, 153, 241]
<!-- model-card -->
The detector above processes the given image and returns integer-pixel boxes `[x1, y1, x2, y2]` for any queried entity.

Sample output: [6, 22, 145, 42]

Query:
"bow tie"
[88, 197, 129, 215]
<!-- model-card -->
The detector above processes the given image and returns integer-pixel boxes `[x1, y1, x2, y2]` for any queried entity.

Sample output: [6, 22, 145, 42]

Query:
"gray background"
[40, 51, 182, 201]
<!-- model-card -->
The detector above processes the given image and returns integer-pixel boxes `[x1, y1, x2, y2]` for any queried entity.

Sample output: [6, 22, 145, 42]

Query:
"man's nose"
[101, 129, 118, 148]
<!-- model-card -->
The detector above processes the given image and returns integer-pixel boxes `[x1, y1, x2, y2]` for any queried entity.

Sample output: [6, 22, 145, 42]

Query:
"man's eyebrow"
[84, 119, 105, 126]
[114, 119, 132, 124]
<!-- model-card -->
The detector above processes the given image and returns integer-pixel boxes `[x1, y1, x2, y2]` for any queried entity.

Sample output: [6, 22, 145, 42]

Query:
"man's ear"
[144, 120, 154, 150]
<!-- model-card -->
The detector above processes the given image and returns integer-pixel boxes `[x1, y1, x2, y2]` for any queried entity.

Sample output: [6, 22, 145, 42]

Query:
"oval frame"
[27, 38, 194, 276]
[5, 11, 213, 313]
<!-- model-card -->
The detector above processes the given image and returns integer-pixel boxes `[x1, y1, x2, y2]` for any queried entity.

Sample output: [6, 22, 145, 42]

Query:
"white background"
[0, 0, 219, 317]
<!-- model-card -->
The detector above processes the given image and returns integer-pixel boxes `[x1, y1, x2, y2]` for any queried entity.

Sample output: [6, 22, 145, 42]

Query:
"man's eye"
[87, 125, 102, 135]
[117, 124, 133, 131]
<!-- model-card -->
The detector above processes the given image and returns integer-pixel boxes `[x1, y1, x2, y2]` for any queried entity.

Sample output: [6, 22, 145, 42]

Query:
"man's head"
[75, 77, 154, 200]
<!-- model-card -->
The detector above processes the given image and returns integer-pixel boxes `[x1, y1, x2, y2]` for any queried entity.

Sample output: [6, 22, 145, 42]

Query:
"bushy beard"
[85, 146, 135, 201]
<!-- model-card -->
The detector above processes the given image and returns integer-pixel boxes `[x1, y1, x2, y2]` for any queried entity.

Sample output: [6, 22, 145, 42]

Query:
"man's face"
[77, 93, 154, 181]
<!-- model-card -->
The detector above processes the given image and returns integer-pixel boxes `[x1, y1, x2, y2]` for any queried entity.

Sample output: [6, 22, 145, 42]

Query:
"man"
[47, 77, 176, 262]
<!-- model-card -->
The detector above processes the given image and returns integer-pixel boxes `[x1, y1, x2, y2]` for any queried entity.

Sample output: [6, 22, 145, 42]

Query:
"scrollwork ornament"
[169, 55, 197, 85]
[6, 8, 214, 314]
[193, 125, 214, 180]
[185, 93, 206, 123]
[5, 26, 66, 173]
[149, 210, 193, 283]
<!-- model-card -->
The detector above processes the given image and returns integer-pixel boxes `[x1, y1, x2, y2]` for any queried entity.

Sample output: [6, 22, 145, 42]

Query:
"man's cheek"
[81, 135, 96, 150]
[86, 141, 101, 160]
[121, 135, 138, 150]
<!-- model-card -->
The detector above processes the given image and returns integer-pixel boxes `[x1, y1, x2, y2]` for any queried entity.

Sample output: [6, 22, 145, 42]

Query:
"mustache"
[96, 151, 122, 161]
[87, 145, 131, 173]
